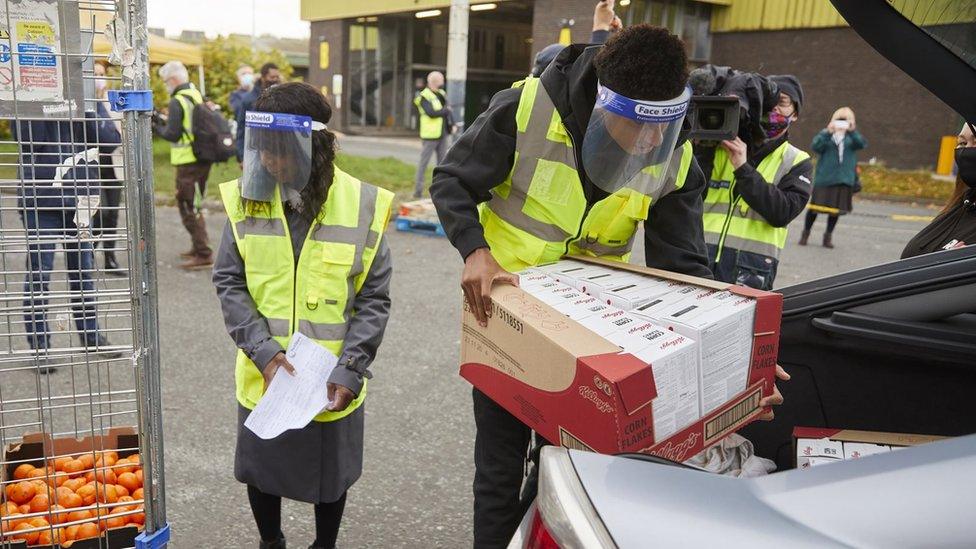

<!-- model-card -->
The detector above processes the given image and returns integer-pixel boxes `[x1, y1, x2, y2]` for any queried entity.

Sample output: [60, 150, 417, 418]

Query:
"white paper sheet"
[244, 332, 337, 440]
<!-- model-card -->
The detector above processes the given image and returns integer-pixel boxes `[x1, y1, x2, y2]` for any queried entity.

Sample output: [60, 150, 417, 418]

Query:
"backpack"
[184, 99, 235, 163]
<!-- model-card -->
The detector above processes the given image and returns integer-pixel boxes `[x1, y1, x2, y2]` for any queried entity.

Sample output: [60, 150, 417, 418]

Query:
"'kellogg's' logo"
[593, 375, 613, 397]
[648, 432, 701, 462]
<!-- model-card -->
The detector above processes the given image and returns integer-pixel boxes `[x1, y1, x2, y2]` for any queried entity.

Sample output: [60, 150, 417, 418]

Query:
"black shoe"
[104, 252, 125, 277]
[259, 534, 286, 549]
[83, 336, 124, 359]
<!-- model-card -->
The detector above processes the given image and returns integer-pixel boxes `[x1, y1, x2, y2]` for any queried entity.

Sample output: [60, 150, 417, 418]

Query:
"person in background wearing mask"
[431, 22, 788, 547]
[236, 62, 282, 164]
[91, 61, 125, 276]
[701, 74, 813, 290]
[230, 65, 255, 120]
[412, 70, 453, 199]
[801, 107, 866, 248]
[902, 122, 976, 258]
[155, 60, 214, 270]
[15, 75, 123, 370]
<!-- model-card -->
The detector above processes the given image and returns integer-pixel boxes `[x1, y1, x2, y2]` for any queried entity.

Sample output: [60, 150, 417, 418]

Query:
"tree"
[200, 35, 294, 115]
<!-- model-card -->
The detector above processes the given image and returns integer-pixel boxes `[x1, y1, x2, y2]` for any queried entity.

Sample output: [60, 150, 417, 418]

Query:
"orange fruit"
[1, 501, 19, 516]
[62, 478, 86, 493]
[28, 493, 50, 514]
[134, 469, 144, 485]
[54, 457, 73, 472]
[103, 451, 119, 462]
[11, 521, 39, 544]
[18, 504, 30, 514]
[90, 468, 117, 485]
[114, 484, 129, 498]
[65, 509, 92, 523]
[127, 455, 140, 466]
[129, 507, 145, 525]
[95, 455, 117, 469]
[99, 508, 127, 531]
[117, 496, 135, 504]
[63, 523, 80, 540]
[13, 464, 36, 480]
[27, 468, 47, 480]
[76, 483, 97, 507]
[61, 493, 83, 510]
[1, 512, 25, 531]
[54, 487, 74, 505]
[48, 504, 69, 525]
[76, 522, 99, 540]
[6, 481, 36, 504]
[95, 484, 118, 504]
[114, 458, 133, 475]
[77, 454, 96, 470]
[116, 472, 140, 493]
[46, 471, 69, 488]
[28, 516, 50, 528]
[132, 488, 144, 501]
[62, 460, 86, 477]
[38, 527, 66, 545]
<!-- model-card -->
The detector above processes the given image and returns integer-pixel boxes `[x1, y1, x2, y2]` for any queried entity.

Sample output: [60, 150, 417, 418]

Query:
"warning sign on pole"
[0, 0, 84, 117]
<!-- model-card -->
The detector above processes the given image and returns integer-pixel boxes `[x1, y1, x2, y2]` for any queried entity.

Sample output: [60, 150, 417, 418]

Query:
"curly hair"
[244, 82, 337, 223]
[593, 24, 689, 101]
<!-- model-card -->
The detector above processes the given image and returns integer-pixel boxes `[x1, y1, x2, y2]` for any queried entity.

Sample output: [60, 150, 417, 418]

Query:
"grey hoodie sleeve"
[330, 239, 393, 396]
[212, 221, 284, 371]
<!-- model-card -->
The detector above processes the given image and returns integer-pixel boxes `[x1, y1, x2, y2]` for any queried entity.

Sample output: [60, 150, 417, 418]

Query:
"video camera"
[684, 95, 740, 143]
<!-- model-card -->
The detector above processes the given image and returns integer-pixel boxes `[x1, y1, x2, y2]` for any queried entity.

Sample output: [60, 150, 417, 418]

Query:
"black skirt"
[235, 404, 364, 504]
[809, 184, 854, 215]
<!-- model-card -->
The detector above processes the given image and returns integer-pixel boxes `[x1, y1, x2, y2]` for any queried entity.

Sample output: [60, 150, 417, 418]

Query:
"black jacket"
[902, 188, 976, 258]
[695, 133, 813, 229]
[430, 44, 713, 278]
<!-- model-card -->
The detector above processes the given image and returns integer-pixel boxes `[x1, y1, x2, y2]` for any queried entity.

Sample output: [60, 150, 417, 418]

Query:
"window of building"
[620, 0, 712, 63]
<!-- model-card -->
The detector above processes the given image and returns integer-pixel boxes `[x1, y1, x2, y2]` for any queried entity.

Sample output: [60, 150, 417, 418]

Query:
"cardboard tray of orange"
[1, 427, 146, 548]
[460, 256, 782, 462]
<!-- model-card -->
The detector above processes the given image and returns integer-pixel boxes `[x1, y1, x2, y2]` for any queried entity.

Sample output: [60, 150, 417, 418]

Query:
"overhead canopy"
[93, 33, 203, 66]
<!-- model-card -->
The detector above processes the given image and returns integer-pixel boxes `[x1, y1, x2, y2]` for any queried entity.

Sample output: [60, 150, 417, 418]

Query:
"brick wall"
[531, 0, 603, 56]
[309, 19, 347, 130]
[710, 27, 960, 170]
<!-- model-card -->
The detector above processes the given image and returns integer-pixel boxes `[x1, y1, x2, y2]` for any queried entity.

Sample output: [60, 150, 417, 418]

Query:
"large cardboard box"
[460, 256, 782, 461]
[1, 427, 142, 549]
[793, 427, 946, 469]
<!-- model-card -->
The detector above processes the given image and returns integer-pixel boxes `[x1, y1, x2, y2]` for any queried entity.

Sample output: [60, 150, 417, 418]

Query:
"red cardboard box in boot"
[460, 256, 782, 462]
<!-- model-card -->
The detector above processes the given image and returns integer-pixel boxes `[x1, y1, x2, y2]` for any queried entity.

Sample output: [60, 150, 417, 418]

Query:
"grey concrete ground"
[0, 189, 937, 547]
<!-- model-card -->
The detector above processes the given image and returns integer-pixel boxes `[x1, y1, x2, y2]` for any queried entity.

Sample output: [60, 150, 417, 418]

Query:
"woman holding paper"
[212, 82, 393, 549]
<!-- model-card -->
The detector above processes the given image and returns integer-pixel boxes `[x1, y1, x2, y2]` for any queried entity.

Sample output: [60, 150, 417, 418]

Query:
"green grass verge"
[152, 138, 423, 204]
[858, 163, 956, 202]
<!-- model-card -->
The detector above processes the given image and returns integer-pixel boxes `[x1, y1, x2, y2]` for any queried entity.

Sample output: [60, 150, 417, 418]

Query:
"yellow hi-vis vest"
[702, 142, 809, 263]
[171, 85, 204, 166]
[481, 76, 694, 272]
[218, 168, 393, 422]
[414, 87, 445, 140]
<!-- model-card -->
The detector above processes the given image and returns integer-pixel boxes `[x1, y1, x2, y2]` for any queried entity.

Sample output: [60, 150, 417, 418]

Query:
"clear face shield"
[241, 111, 325, 202]
[581, 84, 691, 194]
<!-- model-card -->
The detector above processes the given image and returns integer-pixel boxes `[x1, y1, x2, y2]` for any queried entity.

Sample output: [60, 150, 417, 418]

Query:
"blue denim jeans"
[21, 209, 101, 350]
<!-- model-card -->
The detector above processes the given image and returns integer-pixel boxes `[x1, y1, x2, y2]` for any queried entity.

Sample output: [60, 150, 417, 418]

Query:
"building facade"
[303, 0, 969, 169]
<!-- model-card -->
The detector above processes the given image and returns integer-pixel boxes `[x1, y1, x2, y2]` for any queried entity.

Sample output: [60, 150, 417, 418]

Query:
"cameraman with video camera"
[692, 67, 813, 290]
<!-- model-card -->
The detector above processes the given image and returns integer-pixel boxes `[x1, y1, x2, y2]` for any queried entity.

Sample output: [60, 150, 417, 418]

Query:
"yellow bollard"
[936, 135, 957, 175]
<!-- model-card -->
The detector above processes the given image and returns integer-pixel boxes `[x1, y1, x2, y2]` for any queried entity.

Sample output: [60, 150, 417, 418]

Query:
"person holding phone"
[801, 107, 867, 248]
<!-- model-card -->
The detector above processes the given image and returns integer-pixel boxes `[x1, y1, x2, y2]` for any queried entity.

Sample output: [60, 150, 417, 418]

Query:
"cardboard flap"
[579, 352, 656, 415]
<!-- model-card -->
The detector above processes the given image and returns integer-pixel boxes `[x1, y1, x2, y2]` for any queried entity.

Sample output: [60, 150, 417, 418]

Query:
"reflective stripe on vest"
[218, 168, 393, 422]
[171, 86, 203, 165]
[482, 76, 693, 272]
[414, 87, 444, 140]
[702, 142, 809, 262]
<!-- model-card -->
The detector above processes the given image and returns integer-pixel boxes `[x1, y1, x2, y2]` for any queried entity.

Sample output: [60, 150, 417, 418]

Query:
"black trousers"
[472, 388, 549, 549]
[92, 165, 122, 251]
[247, 485, 346, 549]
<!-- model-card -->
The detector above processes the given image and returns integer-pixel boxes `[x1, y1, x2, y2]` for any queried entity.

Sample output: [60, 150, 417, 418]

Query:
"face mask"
[240, 73, 254, 89]
[94, 78, 107, 92]
[761, 111, 792, 140]
[956, 147, 976, 189]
